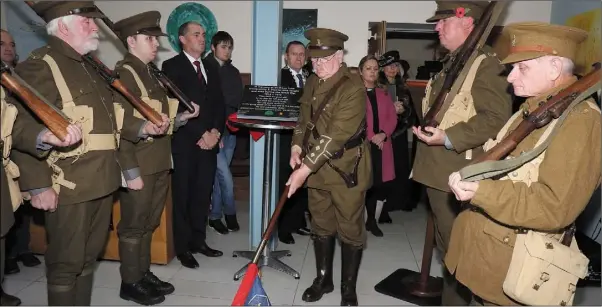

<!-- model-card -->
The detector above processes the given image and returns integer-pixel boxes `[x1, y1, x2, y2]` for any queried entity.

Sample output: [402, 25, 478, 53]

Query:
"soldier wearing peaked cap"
[447, 22, 600, 306]
[112, 10, 199, 305]
[13, 2, 170, 305]
[410, 1, 514, 304]
[286, 27, 371, 306]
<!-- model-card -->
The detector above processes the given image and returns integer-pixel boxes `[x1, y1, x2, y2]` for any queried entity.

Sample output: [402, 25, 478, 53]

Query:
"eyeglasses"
[311, 53, 336, 64]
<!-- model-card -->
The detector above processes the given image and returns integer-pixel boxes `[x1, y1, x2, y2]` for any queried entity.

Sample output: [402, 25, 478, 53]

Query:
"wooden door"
[368, 21, 387, 57]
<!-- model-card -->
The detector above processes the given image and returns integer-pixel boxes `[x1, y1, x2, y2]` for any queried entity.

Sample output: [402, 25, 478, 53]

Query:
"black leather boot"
[301, 235, 335, 302]
[0, 287, 21, 306]
[142, 271, 175, 295]
[225, 214, 240, 232]
[120, 281, 165, 305]
[340, 242, 363, 306]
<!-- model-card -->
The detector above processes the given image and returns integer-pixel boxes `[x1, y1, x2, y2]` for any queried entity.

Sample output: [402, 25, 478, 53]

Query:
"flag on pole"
[231, 264, 271, 306]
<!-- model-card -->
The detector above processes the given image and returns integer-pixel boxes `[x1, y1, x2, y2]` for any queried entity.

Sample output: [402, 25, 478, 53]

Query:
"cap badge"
[511, 34, 516, 47]
[316, 38, 322, 46]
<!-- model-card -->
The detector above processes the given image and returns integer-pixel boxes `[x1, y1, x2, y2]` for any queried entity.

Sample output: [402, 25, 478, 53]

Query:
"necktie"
[296, 73, 304, 88]
[193, 60, 206, 85]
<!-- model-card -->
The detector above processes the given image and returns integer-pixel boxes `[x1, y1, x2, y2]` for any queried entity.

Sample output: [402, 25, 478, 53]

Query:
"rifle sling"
[459, 81, 601, 182]
[432, 1, 507, 125]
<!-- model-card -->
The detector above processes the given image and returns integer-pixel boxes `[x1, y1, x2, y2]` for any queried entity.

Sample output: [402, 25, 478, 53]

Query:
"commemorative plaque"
[237, 85, 301, 122]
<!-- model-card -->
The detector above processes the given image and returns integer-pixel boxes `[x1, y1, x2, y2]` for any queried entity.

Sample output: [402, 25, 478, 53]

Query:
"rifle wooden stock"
[24, 1, 163, 126]
[92, 5, 195, 113]
[471, 67, 601, 165]
[1, 62, 70, 141]
[422, 1, 506, 133]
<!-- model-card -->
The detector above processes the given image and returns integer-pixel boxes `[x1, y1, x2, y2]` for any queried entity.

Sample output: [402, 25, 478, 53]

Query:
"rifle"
[24, 1, 164, 126]
[1, 60, 70, 141]
[421, 1, 507, 134]
[93, 5, 195, 113]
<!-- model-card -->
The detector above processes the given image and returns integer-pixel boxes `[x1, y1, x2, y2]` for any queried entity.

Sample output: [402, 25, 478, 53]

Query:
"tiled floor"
[4, 201, 601, 305]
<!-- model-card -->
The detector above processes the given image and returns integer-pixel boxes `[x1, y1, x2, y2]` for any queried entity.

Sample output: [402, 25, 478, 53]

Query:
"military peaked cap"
[304, 28, 348, 58]
[113, 11, 167, 41]
[500, 22, 588, 64]
[426, 1, 489, 23]
[32, 1, 105, 23]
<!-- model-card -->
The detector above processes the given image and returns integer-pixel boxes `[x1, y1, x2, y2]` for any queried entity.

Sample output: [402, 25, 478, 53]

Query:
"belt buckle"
[306, 122, 315, 130]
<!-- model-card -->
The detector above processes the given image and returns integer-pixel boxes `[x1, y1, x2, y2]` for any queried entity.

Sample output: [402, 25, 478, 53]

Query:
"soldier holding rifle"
[13, 2, 170, 305]
[2, 69, 82, 306]
[112, 11, 199, 305]
[410, 1, 513, 304]
[448, 22, 600, 306]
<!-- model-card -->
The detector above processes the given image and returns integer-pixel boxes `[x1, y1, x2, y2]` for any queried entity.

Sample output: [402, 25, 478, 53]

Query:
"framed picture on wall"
[281, 9, 317, 52]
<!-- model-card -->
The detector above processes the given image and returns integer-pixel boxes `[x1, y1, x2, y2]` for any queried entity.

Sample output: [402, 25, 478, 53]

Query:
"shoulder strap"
[460, 84, 602, 182]
[459, 54, 487, 93]
[41, 55, 75, 108]
[301, 76, 350, 150]
[121, 65, 149, 98]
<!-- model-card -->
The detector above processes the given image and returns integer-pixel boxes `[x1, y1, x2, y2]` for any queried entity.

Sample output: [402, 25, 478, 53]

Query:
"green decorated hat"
[166, 2, 218, 54]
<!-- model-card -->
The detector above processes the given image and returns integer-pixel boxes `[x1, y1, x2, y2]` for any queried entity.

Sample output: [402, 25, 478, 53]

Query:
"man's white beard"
[80, 33, 100, 54]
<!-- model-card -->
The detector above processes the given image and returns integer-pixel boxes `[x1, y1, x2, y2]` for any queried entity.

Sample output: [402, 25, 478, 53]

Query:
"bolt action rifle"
[1, 60, 70, 141]
[24, 1, 164, 126]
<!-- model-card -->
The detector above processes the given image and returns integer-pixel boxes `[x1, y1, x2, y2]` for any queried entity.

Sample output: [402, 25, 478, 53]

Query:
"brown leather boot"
[301, 235, 335, 302]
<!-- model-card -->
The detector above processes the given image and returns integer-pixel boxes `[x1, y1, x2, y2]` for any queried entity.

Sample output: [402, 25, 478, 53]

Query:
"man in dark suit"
[277, 41, 311, 244]
[162, 21, 225, 268]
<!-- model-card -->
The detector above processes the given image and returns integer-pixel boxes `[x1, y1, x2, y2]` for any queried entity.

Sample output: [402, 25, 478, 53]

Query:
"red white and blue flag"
[231, 264, 271, 306]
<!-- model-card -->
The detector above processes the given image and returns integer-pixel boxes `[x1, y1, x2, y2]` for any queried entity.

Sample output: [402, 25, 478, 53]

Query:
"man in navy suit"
[162, 21, 225, 268]
[277, 41, 312, 244]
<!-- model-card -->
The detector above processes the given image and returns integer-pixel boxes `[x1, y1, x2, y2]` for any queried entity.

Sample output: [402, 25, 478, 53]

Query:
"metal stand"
[374, 212, 442, 305]
[232, 128, 300, 280]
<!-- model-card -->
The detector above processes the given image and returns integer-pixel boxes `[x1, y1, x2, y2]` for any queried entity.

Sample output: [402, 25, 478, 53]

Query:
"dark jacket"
[162, 52, 225, 154]
[204, 53, 244, 118]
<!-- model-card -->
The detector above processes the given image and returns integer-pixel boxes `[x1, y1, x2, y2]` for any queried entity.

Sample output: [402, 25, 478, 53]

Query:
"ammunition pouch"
[1, 94, 23, 210]
[42, 54, 120, 194]
[122, 64, 178, 137]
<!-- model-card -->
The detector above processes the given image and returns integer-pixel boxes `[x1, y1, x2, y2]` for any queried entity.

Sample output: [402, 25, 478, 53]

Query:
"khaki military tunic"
[445, 79, 602, 305]
[115, 53, 175, 176]
[14, 36, 142, 205]
[412, 46, 513, 192]
[291, 64, 371, 246]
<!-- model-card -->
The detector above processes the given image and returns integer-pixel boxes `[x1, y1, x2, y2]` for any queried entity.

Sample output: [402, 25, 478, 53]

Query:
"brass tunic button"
[511, 171, 518, 177]
[313, 97, 317, 100]
[503, 236, 510, 243]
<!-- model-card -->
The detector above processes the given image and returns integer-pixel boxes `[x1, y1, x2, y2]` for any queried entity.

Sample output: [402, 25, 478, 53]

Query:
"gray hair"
[537, 55, 575, 75]
[46, 15, 77, 37]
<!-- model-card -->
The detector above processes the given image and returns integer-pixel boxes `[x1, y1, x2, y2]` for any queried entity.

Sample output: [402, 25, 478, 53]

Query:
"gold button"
[511, 171, 518, 177]
[503, 236, 510, 243]
[313, 97, 316, 100]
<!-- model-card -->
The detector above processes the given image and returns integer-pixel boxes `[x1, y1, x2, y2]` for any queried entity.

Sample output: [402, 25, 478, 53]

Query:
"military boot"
[0, 287, 21, 306]
[142, 271, 175, 296]
[340, 242, 363, 306]
[301, 235, 335, 302]
[47, 284, 77, 306]
[120, 281, 165, 305]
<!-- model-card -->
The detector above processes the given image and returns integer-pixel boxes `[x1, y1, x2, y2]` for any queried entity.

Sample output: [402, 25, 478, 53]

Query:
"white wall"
[94, 1, 253, 72]
[283, 0, 553, 67]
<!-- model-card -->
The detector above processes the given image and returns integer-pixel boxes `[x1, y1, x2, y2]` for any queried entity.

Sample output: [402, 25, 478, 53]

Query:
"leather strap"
[301, 75, 349, 151]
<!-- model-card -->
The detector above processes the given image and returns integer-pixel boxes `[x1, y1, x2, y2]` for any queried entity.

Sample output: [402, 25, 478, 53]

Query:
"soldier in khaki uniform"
[13, 2, 170, 305]
[286, 28, 371, 306]
[1, 84, 83, 305]
[112, 11, 199, 305]
[448, 22, 600, 306]
[410, 1, 513, 304]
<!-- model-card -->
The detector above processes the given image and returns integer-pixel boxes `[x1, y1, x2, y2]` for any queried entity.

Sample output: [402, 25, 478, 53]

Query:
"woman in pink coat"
[358, 55, 398, 237]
